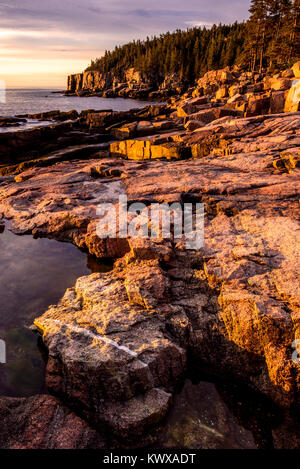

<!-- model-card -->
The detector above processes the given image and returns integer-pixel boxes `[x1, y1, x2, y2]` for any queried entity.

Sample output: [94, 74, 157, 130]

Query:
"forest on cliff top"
[86, 0, 299, 81]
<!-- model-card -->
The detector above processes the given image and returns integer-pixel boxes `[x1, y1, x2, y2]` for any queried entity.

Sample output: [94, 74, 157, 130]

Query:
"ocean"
[0, 88, 154, 117]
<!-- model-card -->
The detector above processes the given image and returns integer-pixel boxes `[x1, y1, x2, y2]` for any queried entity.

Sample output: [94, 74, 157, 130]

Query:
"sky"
[0, 0, 251, 88]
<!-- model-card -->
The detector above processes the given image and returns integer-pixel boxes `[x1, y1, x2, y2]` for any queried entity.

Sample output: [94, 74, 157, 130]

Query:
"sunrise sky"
[0, 0, 251, 89]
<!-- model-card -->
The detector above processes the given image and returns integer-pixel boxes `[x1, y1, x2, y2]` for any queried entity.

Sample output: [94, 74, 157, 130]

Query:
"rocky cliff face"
[67, 71, 114, 93]
[67, 62, 300, 105]
[67, 68, 155, 99]
[66, 67, 185, 100]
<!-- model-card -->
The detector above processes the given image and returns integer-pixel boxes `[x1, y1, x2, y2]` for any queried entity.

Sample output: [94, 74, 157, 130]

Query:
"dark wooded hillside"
[86, 0, 299, 80]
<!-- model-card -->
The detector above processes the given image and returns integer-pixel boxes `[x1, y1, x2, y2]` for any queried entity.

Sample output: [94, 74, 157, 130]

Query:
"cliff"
[67, 68, 184, 100]
[67, 61, 300, 106]
[68, 68, 148, 93]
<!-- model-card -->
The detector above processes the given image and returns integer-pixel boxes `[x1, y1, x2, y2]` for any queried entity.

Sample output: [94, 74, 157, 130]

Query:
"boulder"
[220, 70, 234, 83]
[216, 86, 228, 99]
[292, 61, 300, 79]
[111, 122, 137, 140]
[192, 87, 204, 98]
[245, 95, 271, 117]
[152, 120, 175, 132]
[34, 266, 185, 439]
[136, 121, 155, 136]
[213, 107, 243, 119]
[229, 85, 240, 97]
[0, 395, 105, 449]
[227, 93, 243, 104]
[187, 109, 216, 124]
[270, 78, 292, 91]
[110, 137, 190, 160]
[284, 79, 300, 112]
[184, 120, 205, 131]
[187, 96, 209, 106]
[0, 117, 26, 128]
[270, 91, 286, 114]
[177, 104, 197, 117]
[150, 142, 190, 160]
[282, 69, 294, 79]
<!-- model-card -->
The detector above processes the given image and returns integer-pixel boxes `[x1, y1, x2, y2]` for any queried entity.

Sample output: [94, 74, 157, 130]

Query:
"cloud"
[0, 0, 251, 87]
[185, 21, 214, 28]
[0, 0, 250, 33]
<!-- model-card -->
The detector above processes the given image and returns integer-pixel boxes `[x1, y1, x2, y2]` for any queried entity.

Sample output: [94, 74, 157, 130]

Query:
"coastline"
[0, 62, 299, 449]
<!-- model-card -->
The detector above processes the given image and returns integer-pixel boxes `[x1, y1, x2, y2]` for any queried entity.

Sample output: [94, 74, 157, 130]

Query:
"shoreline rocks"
[66, 63, 300, 109]
[0, 110, 299, 429]
[0, 64, 299, 449]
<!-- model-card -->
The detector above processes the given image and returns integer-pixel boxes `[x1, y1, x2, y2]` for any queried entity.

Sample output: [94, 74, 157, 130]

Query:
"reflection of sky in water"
[0, 89, 158, 120]
[0, 228, 111, 397]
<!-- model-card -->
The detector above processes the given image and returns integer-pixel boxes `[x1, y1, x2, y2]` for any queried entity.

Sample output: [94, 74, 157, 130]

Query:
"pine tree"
[267, 0, 293, 69]
[245, 0, 269, 72]
[288, 0, 300, 63]
[85, 11, 296, 84]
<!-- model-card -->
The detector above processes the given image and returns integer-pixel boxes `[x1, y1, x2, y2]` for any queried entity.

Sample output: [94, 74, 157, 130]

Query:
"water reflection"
[0, 228, 111, 397]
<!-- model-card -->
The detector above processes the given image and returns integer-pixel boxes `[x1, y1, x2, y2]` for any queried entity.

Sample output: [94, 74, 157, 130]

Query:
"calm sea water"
[0, 88, 155, 117]
[0, 228, 111, 398]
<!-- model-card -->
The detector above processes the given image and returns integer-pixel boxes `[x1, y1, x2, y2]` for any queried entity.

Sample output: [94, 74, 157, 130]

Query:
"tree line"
[245, 0, 299, 72]
[86, 0, 299, 82]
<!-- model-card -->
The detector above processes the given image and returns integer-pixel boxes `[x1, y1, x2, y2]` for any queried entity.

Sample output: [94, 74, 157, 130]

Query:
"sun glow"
[0, 29, 48, 39]
[0, 27, 103, 87]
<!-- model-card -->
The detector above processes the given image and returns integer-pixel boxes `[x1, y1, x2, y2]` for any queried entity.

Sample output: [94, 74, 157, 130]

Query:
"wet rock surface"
[0, 65, 299, 448]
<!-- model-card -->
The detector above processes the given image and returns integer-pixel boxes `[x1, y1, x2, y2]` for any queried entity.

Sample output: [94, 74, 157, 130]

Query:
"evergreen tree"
[267, 0, 293, 69]
[288, 0, 300, 63]
[246, 0, 268, 72]
[86, 23, 247, 82]
[85, 9, 298, 84]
